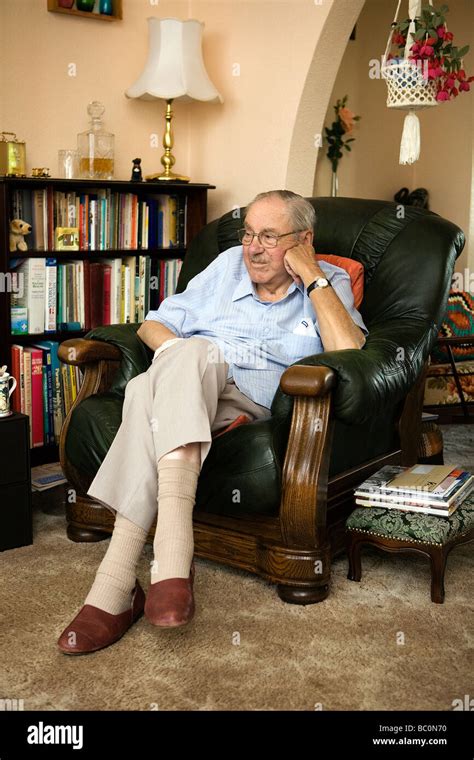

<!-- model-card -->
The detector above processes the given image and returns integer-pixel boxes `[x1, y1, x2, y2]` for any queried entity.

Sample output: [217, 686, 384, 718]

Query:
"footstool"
[345, 491, 474, 603]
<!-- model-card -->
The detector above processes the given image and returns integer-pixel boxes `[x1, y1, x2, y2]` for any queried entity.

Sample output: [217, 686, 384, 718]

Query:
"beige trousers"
[86, 336, 271, 532]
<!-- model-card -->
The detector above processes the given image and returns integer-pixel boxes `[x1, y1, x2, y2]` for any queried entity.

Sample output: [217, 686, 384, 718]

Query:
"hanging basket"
[381, 0, 438, 164]
[381, 58, 438, 110]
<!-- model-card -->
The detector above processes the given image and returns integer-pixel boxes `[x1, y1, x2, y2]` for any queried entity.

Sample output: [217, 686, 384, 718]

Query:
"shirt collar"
[232, 262, 305, 302]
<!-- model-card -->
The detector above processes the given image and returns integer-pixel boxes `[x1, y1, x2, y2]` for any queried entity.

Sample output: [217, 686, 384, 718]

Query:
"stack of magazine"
[354, 464, 474, 517]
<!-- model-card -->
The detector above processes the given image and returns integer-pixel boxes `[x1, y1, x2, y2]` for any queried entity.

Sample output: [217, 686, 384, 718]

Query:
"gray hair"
[244, 190, 316, 232]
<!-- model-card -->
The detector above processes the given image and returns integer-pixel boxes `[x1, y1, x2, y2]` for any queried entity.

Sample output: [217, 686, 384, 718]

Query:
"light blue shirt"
[145, 246, 368, 409]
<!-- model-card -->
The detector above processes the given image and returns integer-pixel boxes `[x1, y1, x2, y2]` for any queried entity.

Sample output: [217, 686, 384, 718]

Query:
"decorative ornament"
[381, 0, 473, 165]
[131, 158, 143, 182]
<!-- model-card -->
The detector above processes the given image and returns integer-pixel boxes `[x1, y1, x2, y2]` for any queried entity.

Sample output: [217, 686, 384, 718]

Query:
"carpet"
[1, 425, 472, 711]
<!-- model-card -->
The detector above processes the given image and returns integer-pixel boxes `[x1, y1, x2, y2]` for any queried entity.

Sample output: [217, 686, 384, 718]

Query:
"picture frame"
[55, 227, 79, 251]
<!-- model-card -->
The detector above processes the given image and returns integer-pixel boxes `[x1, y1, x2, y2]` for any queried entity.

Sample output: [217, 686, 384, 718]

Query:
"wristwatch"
[306, 277, 331, 297]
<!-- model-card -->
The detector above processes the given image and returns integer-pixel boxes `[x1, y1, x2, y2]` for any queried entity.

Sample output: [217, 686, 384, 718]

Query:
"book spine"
[45, 258, 57, 332]
[23, 350, 32, 446]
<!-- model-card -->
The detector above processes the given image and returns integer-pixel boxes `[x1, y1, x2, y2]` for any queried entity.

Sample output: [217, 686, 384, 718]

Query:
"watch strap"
[306, 277, 331, 297]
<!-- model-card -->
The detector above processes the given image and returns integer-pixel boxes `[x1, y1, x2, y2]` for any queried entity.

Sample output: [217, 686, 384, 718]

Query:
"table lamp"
[125, 17, 223, 182]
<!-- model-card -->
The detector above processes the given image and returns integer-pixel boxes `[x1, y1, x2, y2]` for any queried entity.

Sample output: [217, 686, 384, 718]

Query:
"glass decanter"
[77, 101, 115, 180]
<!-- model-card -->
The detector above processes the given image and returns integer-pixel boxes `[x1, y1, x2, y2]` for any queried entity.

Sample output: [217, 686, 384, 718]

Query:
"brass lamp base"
[146, 99, 190, 183]
[145, 170, 190, 183]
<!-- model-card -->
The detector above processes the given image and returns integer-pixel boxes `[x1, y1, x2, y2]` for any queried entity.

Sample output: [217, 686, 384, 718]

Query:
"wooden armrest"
[280, 365, 336, 397]
[58, 338, 122, 366]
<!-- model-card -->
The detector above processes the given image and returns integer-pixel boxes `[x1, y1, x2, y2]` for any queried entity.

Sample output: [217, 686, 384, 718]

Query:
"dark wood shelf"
[10, 330, 89, 343]
[1, 177, 215, 191]
[47, 0, 122, 22]
[9, 248, 187, 259]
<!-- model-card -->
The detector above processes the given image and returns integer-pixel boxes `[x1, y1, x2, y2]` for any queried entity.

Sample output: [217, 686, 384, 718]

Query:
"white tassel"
[399, 110, 420, 164]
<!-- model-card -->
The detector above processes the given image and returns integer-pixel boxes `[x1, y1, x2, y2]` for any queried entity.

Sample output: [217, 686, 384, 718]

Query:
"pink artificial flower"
[436, 90, 450, 101]
[459, 81, 471, 91]
[437, 25, 446, 39]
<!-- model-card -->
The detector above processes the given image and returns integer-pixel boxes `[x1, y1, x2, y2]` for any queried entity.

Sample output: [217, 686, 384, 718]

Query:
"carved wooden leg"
[66, 524, 111, 543]
[346, 531, 363, 582]
[277, 582, 330, 604]
[65, 494, 115, 543]
[428, 545, 446, 604]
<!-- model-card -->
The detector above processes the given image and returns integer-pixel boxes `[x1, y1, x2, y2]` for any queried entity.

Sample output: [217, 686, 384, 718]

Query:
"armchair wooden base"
[59, 338, 424, 605]
[64, 449, 402, 605]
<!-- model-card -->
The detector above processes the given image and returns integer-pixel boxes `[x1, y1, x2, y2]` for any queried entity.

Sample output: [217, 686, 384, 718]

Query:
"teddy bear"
[9, 219, 32, 252]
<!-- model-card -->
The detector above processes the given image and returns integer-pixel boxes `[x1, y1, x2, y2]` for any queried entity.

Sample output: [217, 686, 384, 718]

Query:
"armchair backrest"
[174, 197, 465, 424]
[177, 195, 464, 353]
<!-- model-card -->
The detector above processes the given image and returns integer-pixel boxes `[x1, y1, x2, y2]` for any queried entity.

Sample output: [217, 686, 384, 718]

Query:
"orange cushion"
[315, 253, 364, 308]
[211, 414, 251, 439]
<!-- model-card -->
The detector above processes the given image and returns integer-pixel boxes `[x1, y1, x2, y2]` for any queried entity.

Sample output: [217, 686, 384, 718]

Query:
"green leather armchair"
[58, 197, 464, 604]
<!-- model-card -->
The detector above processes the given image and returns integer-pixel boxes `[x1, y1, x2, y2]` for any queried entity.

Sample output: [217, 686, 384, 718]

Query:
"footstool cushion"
[346, 492, 474, 545]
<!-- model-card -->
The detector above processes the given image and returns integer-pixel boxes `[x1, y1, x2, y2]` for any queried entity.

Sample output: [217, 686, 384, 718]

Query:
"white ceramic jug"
[0, 366, 17, 417]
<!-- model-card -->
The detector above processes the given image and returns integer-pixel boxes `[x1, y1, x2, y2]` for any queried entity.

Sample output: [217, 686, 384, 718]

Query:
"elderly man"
[58, 189, 368, 655]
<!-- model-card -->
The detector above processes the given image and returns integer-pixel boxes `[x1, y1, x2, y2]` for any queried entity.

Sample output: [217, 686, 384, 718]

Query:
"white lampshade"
[125, 17, 223, 104]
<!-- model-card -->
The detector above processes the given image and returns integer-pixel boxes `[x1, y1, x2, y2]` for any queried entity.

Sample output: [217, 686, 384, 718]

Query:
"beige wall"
[415, 0, 473, 272]
[314, 0, 474, 272]
[2, 0, 471, 268]
[0, 0, 191, 192]
[0, 0, 360, 224]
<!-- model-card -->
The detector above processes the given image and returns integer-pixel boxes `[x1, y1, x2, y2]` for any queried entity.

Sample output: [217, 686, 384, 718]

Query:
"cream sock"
[84, 512, 148, 615]
[151, 458, 200, 584]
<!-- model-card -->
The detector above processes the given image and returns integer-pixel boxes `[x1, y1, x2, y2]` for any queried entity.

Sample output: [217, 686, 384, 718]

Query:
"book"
[355, 465, 471, 503]
[11, 258, 46, 334]
[380, 464, 456, 495]
[11, 307, 28, 335]
[356, 474, 474, 510]
[379, 464, 471, 501]
[24, 347, 44, 447]
[31, 462, 67, 491]
[354, 464, 474, 517]
[32, 341, 62, 443]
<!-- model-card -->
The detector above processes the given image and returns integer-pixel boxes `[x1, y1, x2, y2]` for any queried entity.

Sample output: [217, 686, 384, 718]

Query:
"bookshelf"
[0, 176, 215, 466]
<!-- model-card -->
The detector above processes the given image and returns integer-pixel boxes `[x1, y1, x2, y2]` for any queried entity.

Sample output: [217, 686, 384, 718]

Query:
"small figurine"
[131, 158, 143, 182]
[9, 219, 32, 252]
[31, 168, 51, 178]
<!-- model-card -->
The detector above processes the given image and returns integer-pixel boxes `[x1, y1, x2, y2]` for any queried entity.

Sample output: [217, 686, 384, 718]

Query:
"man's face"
[242, 199, 308, 289]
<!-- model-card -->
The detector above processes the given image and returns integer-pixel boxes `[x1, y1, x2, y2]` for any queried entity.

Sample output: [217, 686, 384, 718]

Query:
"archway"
[285, 0, 366, 194]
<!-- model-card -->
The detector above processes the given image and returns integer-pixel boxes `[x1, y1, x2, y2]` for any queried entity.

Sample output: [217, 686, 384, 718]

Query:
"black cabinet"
[0, 412, 32, 550]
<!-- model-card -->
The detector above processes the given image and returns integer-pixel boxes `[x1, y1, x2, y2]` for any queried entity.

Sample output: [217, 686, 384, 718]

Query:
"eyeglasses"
[237, 228, 303, 249]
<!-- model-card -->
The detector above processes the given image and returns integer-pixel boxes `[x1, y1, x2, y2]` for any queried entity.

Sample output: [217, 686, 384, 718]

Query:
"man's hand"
[283, 241, 325, 287]
[285, 241, 366, 351]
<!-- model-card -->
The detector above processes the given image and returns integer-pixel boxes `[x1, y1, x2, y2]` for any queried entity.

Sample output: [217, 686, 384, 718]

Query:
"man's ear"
[301, 229, 313, 246]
